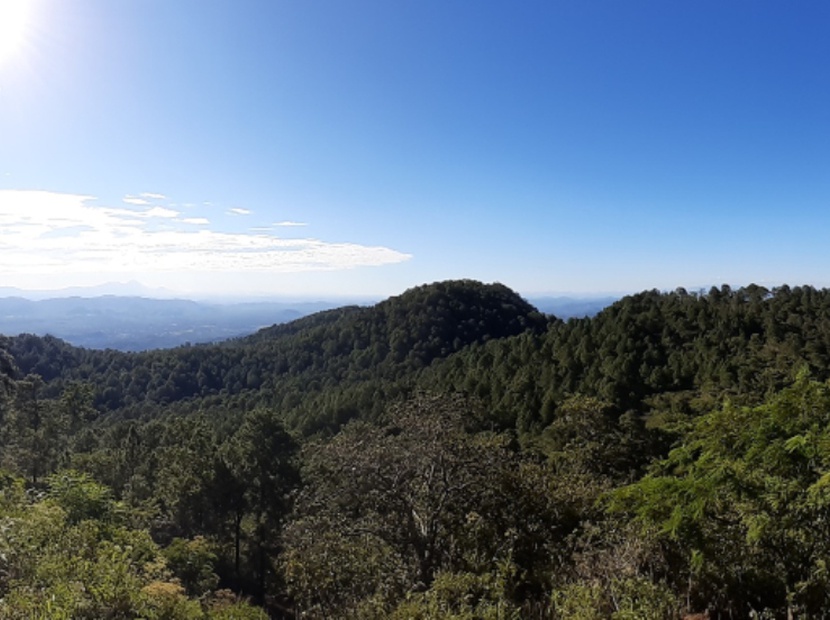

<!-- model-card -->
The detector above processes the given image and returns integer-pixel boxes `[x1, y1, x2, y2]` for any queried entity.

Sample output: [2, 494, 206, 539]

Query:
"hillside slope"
[422, 284, 830, 431]
[5, 280, 548, 426]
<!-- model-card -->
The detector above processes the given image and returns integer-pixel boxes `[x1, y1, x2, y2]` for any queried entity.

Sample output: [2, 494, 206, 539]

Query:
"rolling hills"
[3, 280, 830, 617]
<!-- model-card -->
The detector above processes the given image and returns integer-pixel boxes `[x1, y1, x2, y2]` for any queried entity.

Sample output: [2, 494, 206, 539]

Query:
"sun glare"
[0, 0, 31, 65]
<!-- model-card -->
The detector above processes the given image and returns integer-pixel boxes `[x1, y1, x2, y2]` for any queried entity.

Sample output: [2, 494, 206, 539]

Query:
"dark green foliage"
[283, 393, 577, 618]
[224, 409, 299, 596]
[423, 284, 830, 435]
[6, 281, 830, 617]
[5, 280, 547, 434]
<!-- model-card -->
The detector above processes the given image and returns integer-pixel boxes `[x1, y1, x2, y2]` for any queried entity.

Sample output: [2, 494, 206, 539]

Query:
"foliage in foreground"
[6, 282, 830, 617]
[610, 372, 830, 618]
[0, 470, 266, 619]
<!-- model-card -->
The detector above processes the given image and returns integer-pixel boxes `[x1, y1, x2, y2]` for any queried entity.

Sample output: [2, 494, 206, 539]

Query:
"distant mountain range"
[0, 282, 617, 351]
[0, 295, 338, 351]
[527, 295, 619, 319]
[0, 281, 180, 301]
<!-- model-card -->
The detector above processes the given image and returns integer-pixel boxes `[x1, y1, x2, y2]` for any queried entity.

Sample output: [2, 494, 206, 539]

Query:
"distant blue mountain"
[0, 287, 619, 351]
[0, 295, 337, 351]
[527, 296, 619, 319]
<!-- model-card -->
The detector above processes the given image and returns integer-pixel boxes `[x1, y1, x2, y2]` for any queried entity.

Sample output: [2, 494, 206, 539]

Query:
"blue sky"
[0, 0, 828, 298]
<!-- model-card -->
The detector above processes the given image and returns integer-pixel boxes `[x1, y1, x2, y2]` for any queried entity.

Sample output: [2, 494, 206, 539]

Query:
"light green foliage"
[163, 536, 220, 597]
[552, 577, 676, 620]
[610, 374, 830, 616]
[139, 581, 204, 620]
[46, 469, 116, 524]
[0, 469, 25, 512]
[607, 577, 678, 620]
[551, 581, 605, 620]
[206, 590, 269, 619]
[0, 469, 264, 619]
[0, 502, 149, 618]
[390, 569, 522, 620]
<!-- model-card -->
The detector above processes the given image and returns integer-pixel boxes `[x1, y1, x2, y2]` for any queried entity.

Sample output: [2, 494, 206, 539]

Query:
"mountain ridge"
[4, 280, 548, 420]
[0, 295, 338, 351]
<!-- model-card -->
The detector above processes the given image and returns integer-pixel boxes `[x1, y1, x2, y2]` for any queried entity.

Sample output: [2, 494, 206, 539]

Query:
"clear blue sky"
[0, 0, 828, 298]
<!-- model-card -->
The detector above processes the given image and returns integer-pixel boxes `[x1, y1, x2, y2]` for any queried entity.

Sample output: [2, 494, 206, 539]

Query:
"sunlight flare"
[0, 0, 31, 65]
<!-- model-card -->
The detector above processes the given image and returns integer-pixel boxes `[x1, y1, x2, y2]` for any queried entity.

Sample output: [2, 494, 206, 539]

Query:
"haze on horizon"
[1, 1, 828, 299]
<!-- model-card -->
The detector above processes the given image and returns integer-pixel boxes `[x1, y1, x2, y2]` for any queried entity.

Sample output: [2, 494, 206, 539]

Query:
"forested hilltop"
[3, 280, 830, 618]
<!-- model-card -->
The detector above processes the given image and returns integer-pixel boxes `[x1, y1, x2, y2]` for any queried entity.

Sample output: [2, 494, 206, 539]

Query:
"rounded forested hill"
[423, 284, 830, 432]
[4, 280, 549, 414]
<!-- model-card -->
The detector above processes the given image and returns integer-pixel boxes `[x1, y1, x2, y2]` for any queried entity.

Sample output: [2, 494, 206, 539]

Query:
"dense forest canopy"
[3, 279, 830, 617]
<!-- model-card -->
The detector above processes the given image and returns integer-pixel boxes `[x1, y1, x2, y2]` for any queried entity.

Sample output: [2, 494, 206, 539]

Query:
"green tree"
[225, 409, 299, 596]
[8, 374, 67, 484]
[163, 536, 220, 597]
[283, 393, 525, 617]
[60, 381, 97, 434]
[155, 414, 220, 537]
[610, 373, 830, 617]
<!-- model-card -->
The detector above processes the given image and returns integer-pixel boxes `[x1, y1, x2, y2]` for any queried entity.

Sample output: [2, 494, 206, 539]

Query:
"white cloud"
[0, 190, 410, 279]
[142, 206, 180, 218]
[141, 192, 167, 200]
[228, 207, 251, 216]
[274, 220, 308, 227]
[123, 196, 149, 205]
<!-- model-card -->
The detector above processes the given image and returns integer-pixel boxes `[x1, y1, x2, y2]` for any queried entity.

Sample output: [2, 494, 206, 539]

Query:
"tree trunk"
[234, 510, 242, 578]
